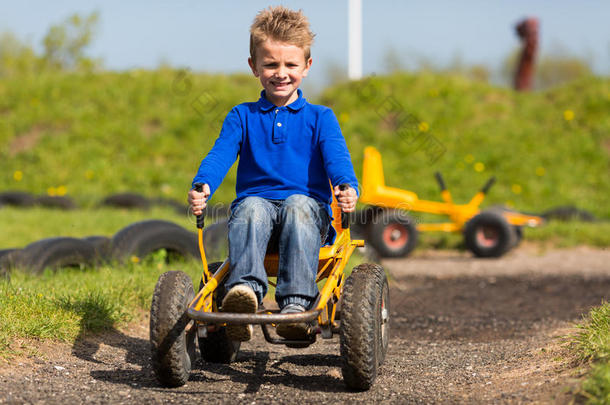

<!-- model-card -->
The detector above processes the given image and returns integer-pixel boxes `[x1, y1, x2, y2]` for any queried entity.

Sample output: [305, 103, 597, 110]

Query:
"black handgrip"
[338, 183, 351, 229]
[481, 177, 496, 194]
[193, 183, 205, 229]
[434, 172, 446, 191]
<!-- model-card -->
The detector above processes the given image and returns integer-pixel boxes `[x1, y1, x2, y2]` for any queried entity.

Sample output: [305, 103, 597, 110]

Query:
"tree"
[43, 11, 100, 70]
[0, 32, 39, 76]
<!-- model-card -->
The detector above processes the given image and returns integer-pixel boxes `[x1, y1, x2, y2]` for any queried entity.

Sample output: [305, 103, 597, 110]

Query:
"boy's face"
[248, 39, 312, 107]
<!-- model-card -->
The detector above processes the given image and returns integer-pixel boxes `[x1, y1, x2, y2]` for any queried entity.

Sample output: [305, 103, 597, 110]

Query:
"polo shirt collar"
[257, 89, 306, 112]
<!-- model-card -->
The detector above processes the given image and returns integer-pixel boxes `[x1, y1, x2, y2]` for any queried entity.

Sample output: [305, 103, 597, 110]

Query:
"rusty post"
[514, 17, 539, 91]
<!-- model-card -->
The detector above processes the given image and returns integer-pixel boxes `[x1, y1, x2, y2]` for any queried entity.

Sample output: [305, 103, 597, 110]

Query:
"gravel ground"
[1, 245, 609, 404]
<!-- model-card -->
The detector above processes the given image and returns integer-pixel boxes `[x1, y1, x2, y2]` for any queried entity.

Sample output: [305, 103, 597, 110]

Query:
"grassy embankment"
[1, 70, 608, 218]
[0, 252, 201, 358]
[573, 302, 610, 404]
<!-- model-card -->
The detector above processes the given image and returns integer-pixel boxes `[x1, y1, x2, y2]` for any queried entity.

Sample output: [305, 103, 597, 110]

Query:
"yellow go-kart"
[360, 147, 544, 258]
[149, 184, 389, 391]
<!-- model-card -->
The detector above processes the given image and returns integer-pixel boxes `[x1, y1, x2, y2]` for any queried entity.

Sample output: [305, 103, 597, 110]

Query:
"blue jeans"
[225, 194, 330, 309]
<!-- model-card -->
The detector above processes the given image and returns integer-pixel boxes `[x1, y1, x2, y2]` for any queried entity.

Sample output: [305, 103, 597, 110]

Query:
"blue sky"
[2, 0, 609, 88]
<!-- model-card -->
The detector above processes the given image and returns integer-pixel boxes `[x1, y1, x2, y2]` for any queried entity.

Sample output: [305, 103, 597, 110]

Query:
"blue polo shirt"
[192, 89, 359, 216]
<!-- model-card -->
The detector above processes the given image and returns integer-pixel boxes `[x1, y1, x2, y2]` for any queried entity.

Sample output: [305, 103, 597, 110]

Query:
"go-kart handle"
[338, 183, 351, 229]
[193, 183, 205, 229]
[434, 172, 446, 191]
[481, 176, 496, 194]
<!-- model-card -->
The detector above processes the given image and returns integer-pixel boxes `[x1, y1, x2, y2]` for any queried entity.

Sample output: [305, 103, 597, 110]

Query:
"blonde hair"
[249, 6, 315, 62]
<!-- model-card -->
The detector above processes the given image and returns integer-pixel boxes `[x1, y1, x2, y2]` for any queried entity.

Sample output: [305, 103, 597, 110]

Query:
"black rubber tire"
[0, 248, 16, 261]
[83, 236, 112, 261]
[367, 210, 418, 258]
[100, 193, 152, 210]
[34, 195, 76, 210]
[16, 237, 97, 274]
[204, 203, 231, 219]
[512, 226, 523, 248]
[197, 262, 240, 363]
[150, 270, 198, 387]
[541, 205, 596, 222]
[0, 191, 36, 207]
[110, 220, 198, 263]
[201, 219, 229, 262]
[0, 248, 20, 279]
[340, 263, 389, 391]
[464, 211, 516, 258]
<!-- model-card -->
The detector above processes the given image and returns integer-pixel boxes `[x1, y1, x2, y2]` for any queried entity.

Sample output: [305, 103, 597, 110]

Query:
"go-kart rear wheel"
[150, 270, 197, 387]
[198, 262, 240, 364]
[512, 226, 523, 248]
[368, 210, 418, 258]
[464, 211, 516, 258]
[340, 263, 389, 391]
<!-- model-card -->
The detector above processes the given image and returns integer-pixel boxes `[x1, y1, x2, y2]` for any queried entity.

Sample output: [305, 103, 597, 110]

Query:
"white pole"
[348, 0, 362, 80]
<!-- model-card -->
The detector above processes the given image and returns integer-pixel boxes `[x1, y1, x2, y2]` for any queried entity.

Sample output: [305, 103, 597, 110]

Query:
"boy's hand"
[334, 185, 358, 213]
[188, 184, 210, 216]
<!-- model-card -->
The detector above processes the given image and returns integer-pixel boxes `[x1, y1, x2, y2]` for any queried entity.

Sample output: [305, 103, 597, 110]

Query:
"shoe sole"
[276, 322, 310, 340]
[222, 286, 257, 342]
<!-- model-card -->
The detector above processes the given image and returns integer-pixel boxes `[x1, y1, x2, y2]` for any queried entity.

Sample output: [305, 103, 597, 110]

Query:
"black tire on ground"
[150, 270, 198, 387]
[463, 211, 516, 258]
[83, 236, 112, 261]
[350, 207, 379, 240]
[203, 203, 231, 219]
[512, 226, 523, 248]
[0, 248, 17, 261]
[0, 191, 36, 207]
[0, 249, 21, 278]
[201, 219, 229, 263]
[198, 262, 240, 364]
[110, 220, 198, 263]
[340, 263, 390, 391]
[541, 205, 596, 222]
[16, 237, 97, 274]
[100, 193, 151, 210]
[34, 195, 76, 210]
[367, 210, 418, 258]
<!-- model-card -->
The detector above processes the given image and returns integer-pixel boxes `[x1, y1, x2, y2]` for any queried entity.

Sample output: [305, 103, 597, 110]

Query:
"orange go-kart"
[149, 184, 390, 391]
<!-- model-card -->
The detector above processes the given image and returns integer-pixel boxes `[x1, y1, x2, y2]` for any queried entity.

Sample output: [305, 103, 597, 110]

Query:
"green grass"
[523, 221, 610, 248]
[573, 302, 610, 404]
[0, 69, 259, 205]
[0, 256, 201, 357]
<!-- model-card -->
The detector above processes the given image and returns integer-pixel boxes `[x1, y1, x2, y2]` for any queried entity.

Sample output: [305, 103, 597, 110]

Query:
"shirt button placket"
[272, 108, 285, 143]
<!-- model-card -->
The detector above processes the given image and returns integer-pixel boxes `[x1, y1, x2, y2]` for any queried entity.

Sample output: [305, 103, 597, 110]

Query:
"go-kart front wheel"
[150, 270, 197, 387]
[340, 263, 390, 391]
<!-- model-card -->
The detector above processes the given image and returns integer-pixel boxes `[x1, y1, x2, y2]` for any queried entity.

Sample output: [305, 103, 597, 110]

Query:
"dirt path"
[1, 245, 609, 404]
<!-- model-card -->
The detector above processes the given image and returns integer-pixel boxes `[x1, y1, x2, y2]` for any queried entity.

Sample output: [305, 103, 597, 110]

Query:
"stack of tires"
[0, 219, 228, 277]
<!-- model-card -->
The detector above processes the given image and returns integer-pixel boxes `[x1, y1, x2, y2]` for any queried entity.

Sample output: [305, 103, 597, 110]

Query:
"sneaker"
[221, 284, 258, 342]
[276, 303, 311, 340]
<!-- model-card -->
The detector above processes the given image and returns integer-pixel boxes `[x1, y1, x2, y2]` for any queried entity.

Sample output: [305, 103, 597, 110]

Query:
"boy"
[188, 6, 358, 342]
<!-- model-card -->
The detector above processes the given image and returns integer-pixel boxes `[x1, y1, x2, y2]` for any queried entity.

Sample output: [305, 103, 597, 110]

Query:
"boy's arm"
[191, 108, 243, 197]
[318, 109, 359, 193]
